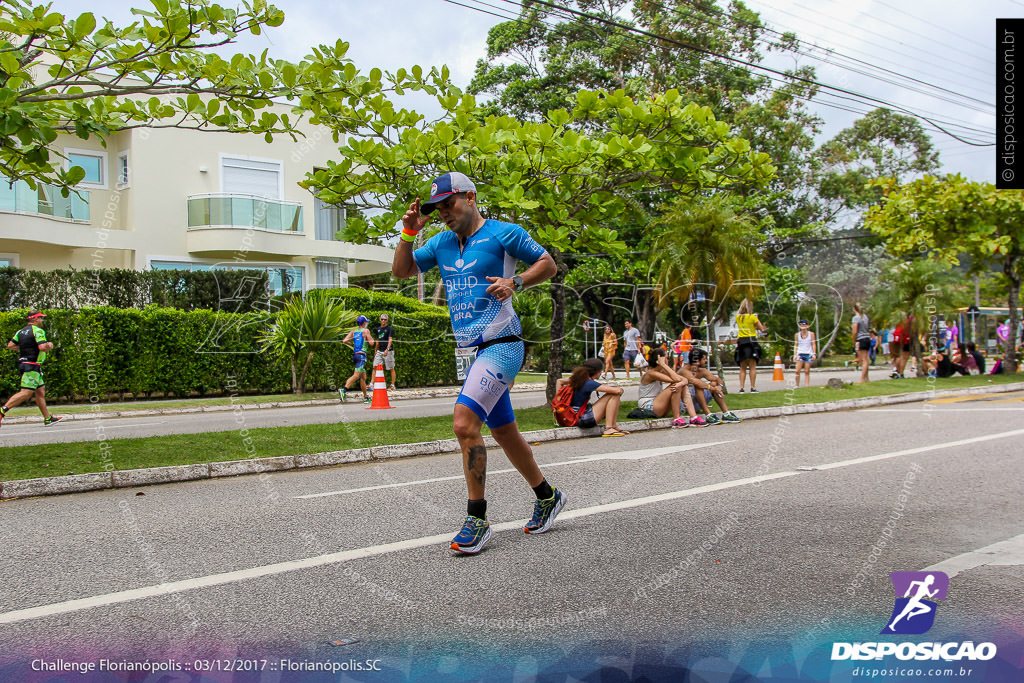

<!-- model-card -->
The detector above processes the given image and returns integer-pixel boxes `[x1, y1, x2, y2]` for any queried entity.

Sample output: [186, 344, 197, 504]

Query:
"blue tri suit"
[413, 219, 547, 428]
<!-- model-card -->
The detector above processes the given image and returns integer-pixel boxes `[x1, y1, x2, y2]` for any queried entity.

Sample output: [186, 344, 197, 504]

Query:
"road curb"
[2, 381, 1022, 501]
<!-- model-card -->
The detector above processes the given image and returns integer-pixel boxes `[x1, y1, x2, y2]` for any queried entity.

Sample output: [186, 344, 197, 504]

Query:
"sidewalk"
[3, 380, 1022, 501]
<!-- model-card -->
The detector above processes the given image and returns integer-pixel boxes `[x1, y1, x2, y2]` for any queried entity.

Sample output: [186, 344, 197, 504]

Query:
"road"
[1, 367, 887, 447]
[0, 392, 1021, 681]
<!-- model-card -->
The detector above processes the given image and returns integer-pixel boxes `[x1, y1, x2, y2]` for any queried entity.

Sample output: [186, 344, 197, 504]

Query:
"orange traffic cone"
[367, 364, 393, 409]
[772, 353, 785, 382]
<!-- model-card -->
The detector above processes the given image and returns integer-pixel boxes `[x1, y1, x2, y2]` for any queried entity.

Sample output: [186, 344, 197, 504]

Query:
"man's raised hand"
[402, 198, 429, 234]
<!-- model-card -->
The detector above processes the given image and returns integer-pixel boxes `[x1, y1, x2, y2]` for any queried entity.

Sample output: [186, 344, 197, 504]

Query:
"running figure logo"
[881, 571, 949, 635]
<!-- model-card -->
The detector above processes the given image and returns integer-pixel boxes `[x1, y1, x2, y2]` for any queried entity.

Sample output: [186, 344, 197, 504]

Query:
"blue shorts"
[456, 340, 524, 429]
[688, 385, 713, 403]
[353, 352, 366, 373]
[623, 349, 638, 363]
[797, 353, 812, 362]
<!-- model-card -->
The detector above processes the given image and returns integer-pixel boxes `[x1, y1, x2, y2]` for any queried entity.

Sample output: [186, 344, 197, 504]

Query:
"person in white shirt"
[622, 320, 642, 380]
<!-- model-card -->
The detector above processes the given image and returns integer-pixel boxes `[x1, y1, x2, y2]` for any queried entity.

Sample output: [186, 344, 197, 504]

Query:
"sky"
[45, 0, 1015, 185]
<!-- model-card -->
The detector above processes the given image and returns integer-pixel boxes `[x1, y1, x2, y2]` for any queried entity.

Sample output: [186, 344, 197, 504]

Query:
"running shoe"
[704, 413, 722, 425]
[340, 388, 348, 402]
[44, 415, 63, 426]
[524, 488, 567, 535]
[689, 415, 709, 427]
[750, 388, 759, 394]
[671, 417, 689, 428]
[738, 388, 745, 393]
[389, 384, 396, 391]
[721, 411, 743, 423]
[363, 396, 372, 404]
[450, 515, 492, 554]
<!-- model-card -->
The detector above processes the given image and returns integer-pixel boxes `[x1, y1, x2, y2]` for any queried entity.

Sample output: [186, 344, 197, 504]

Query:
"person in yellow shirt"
[735, 298, 767, 393]
[601, 324, 618, 380]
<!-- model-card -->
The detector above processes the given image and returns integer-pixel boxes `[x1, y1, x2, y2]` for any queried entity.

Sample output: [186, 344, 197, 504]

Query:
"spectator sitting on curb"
[922, 348, 969, 378]
[638, 347, 705, 428]
[685, 348, 742, 424]
[555, 358, 628, 436]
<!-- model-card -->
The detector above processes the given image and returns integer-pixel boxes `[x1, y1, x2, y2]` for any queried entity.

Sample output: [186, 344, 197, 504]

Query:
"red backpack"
[551, 383, 588, 427]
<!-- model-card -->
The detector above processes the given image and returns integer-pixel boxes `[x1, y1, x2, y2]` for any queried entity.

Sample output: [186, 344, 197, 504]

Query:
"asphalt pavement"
[0, 392, 1021, 681]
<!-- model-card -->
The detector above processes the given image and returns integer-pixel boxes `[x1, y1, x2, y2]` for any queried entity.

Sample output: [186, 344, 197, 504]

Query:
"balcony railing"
[0, 178, 90, 222]
[187, 194, 303, 233]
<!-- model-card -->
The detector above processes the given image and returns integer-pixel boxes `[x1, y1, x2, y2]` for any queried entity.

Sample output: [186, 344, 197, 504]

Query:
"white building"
[0, 115, 394, 294]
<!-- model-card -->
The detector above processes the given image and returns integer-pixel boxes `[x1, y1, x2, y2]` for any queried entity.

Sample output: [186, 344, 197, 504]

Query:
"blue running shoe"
[525, 489, 567, 535]
[721, 411, 742, 423]
[450, 515, 492, 554]
[704, 413, 722, 425]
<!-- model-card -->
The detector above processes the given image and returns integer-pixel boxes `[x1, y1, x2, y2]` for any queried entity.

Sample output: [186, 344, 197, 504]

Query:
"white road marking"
[2, 429, 1021, 626]
[296, 443, 732, 499]
[923, 533, 1024, 578]
[10, 422, 164, 436]
[866, 408, 1024, 412]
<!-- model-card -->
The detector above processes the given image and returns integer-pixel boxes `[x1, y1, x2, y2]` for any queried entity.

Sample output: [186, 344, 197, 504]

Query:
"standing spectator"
[622, 320, 642, 380]
[997, 319, 1010, 354]
[880, 326, 890, 359]
[793, 318, 816, 388]
[890, 315, 911, 379]
[602, 324, 618, 380]
[637, 347, 704, 427]
[869, 329, 878, 365]
[673, 324, 693, 371]
[373, 313, 397, 390]
[852, 303, 871, 383]
[735, 298, 766, 393]
[0, 311, 63, 427]
[946, 318, 959, 351]
[555, 358, 628, 436]
[967, 342, 986, 374]
[341, 315, 375, 403]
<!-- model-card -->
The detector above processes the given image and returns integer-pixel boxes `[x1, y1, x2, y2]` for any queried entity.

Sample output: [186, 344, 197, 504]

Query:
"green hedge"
[0, 267, 270, 313]
[0, 305, 458, 401]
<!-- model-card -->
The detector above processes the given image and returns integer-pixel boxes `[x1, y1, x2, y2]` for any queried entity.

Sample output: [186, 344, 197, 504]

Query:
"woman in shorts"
[735, 298, 767, 393]
[637, 347, 705, 427]
[793, 318, 816, 387]
[555, 358, 628, 436]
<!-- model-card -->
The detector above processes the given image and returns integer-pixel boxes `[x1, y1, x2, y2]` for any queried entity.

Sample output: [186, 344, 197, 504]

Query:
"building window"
[315, 260, 339, 287]
[314, 196, 345, 240]
[116, 151, 130, 188]
[65, 149, 107, 188]
[150, 260, 304, 296]
[220, 155, 282, 199]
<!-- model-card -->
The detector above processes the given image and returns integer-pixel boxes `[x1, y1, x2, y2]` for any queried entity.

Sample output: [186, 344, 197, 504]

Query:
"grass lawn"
[1, 373, 1019, 482]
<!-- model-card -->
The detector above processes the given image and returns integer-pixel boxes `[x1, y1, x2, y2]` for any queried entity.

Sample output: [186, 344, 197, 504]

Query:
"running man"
[393, 171, 561, 554]
[341, 315, 375, 403]
[1, 311, 63, 427]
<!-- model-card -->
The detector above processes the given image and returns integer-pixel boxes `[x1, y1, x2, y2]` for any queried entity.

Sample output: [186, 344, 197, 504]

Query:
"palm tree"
[649, 194, 765, 377]
[870, 259, 957, 376]
[261, 292, 356, 393]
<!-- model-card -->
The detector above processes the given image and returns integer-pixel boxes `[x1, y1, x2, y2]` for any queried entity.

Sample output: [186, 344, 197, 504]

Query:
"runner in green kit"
[1, 311, 63, 426]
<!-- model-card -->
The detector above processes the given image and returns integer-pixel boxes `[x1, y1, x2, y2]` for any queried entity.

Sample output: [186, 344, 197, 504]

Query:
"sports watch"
[512, 275, 524, 292]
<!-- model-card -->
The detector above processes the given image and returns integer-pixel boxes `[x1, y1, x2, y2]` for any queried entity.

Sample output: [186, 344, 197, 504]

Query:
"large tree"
[648, 193, 764, 377]
[866, 174, 1024, 372]
[468, 0, 822, 241]
[303, 83, 773, 398]
[815, 108, 941, 229]
[0, 0, 368, 190]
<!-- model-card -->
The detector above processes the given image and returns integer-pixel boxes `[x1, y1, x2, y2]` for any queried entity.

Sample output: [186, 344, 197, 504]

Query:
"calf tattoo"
[468, 445, 487, 488]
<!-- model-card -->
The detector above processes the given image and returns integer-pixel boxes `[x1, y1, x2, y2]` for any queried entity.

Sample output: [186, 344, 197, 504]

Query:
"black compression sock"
[467, 498, 487, 519]
[532, 479, 554, 500]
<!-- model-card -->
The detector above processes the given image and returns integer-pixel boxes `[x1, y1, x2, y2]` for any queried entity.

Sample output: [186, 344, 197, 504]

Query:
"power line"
[744, 0, 994, 98]
[658, 0, 994, 112]
[471, 0, 995, 146]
